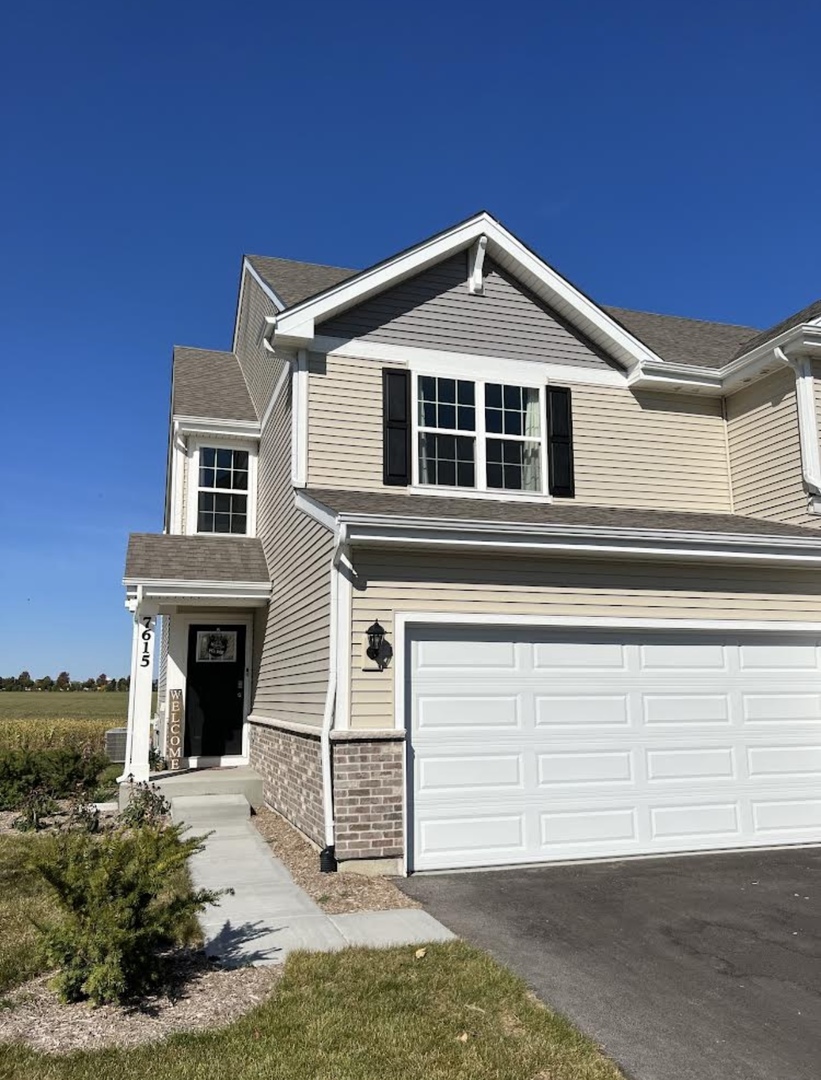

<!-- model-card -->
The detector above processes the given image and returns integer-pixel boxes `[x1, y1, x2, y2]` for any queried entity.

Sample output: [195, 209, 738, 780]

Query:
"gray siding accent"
[235, 271, 281, 417]
[319, 254, 620, 370]
[252, 380, 333, 726]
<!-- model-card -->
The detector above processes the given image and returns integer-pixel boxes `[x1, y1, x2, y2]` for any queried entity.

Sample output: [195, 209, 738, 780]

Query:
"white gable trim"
[266, 213, 661, 375]
[231, 258, 287, 353]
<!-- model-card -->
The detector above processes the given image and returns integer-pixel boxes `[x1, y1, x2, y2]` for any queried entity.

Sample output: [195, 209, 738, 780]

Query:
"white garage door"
[409, 627, 821, 871]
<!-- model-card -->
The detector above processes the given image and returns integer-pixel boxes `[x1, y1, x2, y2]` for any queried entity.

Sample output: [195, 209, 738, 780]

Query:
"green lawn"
[0, 835, 55, 997]
[0, 834, 621, 1080]
[0, 942, 621, 1080]
[0, 692, 128, 722]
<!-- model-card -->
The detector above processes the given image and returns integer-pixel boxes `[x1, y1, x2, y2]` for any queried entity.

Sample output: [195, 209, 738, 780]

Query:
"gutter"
[774, 346, 821, 511]
[318, 523, 350, 872]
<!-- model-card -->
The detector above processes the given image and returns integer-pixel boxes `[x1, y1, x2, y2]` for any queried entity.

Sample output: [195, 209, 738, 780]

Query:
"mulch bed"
[252, 807, 420, 914]
[0, 953, 280, 1053]
[0, 802, 120, 836]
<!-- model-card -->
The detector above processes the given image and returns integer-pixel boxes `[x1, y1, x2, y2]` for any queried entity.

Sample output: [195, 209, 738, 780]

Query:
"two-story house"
[123, 211, 821, 875]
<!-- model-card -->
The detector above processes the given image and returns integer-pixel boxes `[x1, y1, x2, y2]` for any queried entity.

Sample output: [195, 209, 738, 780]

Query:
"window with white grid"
[415, 375, 545, 494]
[196, 447, 249, 533]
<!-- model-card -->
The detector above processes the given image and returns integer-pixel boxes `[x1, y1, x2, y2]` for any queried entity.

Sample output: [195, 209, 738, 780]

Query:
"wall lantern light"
[366, 620, 386, 661]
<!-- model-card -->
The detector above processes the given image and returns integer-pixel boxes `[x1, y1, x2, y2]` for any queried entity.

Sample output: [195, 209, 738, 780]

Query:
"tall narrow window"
[417, 376, 476, 488]
[485, 383, 542, 492]
[197, 447, 249, 533]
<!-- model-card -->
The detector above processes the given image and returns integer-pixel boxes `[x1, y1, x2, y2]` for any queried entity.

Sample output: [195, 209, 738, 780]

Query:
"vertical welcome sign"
[168, 689, 184, 770]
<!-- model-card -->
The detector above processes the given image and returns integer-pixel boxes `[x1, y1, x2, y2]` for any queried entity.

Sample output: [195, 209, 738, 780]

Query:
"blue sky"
[1, 0, 820, 678]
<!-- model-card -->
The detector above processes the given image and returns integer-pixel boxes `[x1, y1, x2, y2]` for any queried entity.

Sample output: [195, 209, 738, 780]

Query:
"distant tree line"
[0, 672, 132, 692]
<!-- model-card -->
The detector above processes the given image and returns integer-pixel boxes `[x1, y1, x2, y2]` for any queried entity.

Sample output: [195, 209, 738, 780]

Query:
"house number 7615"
[140, 617, 153, 667]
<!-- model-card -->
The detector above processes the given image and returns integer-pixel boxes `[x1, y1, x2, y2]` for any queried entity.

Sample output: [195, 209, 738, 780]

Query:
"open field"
[0, 693, 128, 722]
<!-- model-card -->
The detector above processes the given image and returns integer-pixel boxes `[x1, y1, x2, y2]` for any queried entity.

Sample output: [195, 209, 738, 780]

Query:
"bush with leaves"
[12, 786, 58, 832]
[0, 748, 108, 810]
[119, 781, 171, 828]
[31, 824, 223, 1005]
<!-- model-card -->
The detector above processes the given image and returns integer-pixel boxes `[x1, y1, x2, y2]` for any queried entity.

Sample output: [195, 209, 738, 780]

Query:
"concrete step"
[170, 793, 251, 828]
[118, 767, 263, 810]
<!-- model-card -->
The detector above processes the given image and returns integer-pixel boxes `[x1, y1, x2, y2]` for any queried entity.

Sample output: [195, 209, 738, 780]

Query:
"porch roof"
[124, 533, 270, 601]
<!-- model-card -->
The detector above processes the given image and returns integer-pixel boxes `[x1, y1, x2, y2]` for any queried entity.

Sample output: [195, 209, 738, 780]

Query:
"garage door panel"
[418, 753, 523, 792]
[739, 644, 820, 670]
[541, 807, 638, 846]
[416, 694, 522, 730]
[536, 694, 630, 727]
[410, 629, 821, 870]
[643, 693, 730, 726]
[640, 642, 729, 670]
[538, 750, 634, 786]
[742, 693, 821, 723]
[415, 638, 518, 670]
[533, 641, 628, 669]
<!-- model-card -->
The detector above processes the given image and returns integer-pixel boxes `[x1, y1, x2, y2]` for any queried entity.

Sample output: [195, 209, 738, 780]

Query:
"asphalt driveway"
[399, 848, 821, 1080]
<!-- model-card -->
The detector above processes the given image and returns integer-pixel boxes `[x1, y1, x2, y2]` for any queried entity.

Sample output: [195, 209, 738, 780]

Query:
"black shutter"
[383, 368, 411, 486]
[546, 386, 575, 498]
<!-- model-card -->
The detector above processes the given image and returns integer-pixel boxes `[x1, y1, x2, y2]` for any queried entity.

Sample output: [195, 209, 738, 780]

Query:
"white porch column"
[120, 599, 158, 784]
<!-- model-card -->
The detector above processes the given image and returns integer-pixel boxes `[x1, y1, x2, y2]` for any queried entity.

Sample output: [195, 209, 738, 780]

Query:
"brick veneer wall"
[249, 722, 324, 846]
[332, 737, 404, 861]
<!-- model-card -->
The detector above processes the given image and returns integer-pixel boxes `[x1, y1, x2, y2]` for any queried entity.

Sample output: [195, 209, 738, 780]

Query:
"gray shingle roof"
[246, 253, 763, 371]
[603, 307, 758, 369]
[172, 347, 257, 422]
[731, 297, 821, 360]
[246, 255, 357, 308]
[124, 533, 269, 582]
[305, 488, 821, 541]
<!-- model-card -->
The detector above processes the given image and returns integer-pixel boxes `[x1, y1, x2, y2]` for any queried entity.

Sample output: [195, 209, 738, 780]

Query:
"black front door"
[185, 624, 246, 757]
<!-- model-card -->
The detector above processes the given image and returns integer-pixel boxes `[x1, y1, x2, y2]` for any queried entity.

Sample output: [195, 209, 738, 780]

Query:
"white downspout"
[775, 346, 821, 510]
[319, 523, 349, 868]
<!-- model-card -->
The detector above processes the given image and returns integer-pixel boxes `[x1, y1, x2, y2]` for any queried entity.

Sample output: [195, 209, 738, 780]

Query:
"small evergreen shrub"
[31, 824, 222, 1005]
[0, 749, 109, 810]
[119, 782, 171, 828]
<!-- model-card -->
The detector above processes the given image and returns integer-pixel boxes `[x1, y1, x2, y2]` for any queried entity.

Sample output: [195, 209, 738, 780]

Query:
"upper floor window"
[197, 447, 249, 533]
[416, 375, 545, 494]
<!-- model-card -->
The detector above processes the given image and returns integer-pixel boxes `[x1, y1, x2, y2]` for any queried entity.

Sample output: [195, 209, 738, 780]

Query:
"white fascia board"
[268, 213, 659, 375]
[338, 516, 821, 566]
[173, 415, 261, 439]
[294, 488, 339, 533]
[123, 578, 270, 601]
[314, 336, 627, 388]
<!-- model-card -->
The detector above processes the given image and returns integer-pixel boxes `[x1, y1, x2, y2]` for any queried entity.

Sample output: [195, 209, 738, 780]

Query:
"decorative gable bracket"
[467, 235, 488, 295]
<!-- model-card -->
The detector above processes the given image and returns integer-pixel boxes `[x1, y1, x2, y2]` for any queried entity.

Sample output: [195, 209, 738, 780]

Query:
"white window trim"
[165, 611, 254, 768]
[411, 371, 551, 500]
[185, 436, 258, 537]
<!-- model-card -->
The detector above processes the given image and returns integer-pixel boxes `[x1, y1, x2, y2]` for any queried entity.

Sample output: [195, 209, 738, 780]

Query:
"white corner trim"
[776, 347, 821, 502]
[468, 234, 488, 294]
[291, 349, 309, 488]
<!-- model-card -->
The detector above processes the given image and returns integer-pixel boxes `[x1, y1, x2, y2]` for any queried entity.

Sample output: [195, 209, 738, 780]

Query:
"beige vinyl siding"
[235, 271, 280, 418]
[573, 386, 729, 510]
[308, 356, 731, 511]
[252, 379, 333, 726]
[308, 355, 393, 491]
[727, 369, 815, 526]
[347, 550, 821, 729]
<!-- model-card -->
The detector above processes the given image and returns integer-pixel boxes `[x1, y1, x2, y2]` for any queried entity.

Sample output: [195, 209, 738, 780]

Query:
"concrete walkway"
[171, 795, 454, 967]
